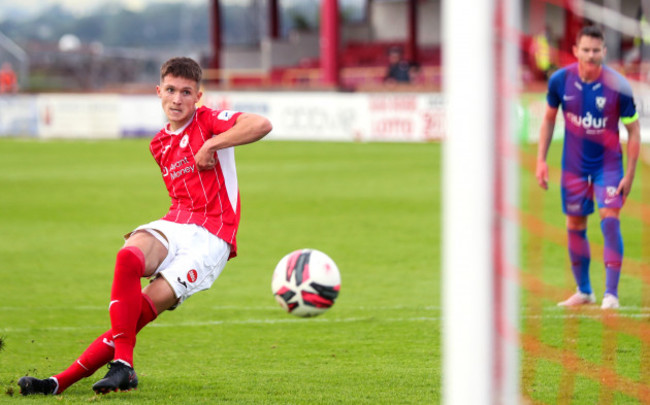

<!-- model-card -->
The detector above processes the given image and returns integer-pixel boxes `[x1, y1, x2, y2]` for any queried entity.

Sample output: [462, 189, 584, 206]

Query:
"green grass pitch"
[0, 138, 438, 404]
[518, 141, 650, 405]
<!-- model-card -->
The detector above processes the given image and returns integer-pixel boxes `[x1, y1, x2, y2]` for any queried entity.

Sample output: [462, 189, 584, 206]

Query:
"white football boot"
[600, 294, 620, 310]
[557, 289, 596, 307]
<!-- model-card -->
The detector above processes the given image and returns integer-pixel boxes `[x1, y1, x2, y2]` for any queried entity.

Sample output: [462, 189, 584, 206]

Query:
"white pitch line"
[0, 305, 439, 312]
[525, 305, 650, 312]
[148, 316, 438, 329]
[521, 310, 650, 319]
[4, 305, 650, 334]
[7, 304, 650, 312]
[0, 316, 437, 334]
[0, 306, 109, 311]
[12, 304, 643, 312]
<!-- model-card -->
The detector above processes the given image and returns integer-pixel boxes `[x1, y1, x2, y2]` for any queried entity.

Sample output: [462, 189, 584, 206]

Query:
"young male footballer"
[535, 25, 640, 309]
[18, 57, 272, 395]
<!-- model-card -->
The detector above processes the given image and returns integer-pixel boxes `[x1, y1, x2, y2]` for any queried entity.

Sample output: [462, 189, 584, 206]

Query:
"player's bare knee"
[566, 215, 587, 230]
[143, 278, 178, 313]
[599, 208, 620, 219]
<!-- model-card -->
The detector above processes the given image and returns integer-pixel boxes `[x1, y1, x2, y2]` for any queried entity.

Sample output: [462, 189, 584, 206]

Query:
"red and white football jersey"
[150, 105, 242, 258]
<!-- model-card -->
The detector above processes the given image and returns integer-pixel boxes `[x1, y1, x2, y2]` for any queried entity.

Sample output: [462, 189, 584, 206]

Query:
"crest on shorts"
[567, 203, 581, 212]
[595, 96, 606, 110]
[187, 269, 198, 283]
[606, 186, 617, 197]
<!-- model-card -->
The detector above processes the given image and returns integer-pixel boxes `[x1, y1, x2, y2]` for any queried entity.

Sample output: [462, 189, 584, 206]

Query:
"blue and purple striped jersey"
[547, 63, 637, 174]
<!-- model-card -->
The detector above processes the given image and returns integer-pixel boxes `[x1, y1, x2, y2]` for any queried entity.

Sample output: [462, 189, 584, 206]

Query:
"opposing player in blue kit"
[536, 25, 641, 309]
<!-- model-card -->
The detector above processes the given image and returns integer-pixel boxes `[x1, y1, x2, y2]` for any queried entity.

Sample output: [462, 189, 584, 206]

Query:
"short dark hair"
[160, 57, 202, 84]
[577, 25, 604, 43]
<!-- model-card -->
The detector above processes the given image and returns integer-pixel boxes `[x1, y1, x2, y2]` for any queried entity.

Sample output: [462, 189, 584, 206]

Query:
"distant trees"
[0, 0, 338, 91]
[0, 1, 328, 49]
[1, 3, 211, 48]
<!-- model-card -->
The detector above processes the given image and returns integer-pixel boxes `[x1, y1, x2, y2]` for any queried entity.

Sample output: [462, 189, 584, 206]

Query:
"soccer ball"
[272, 249, 341, 317]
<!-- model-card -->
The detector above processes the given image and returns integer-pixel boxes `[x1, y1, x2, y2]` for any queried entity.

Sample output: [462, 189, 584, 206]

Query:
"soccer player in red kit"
[18, 57, 272, 395]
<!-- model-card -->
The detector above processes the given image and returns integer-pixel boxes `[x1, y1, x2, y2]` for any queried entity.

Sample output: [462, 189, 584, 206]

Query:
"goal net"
[444, 0, 650, 404]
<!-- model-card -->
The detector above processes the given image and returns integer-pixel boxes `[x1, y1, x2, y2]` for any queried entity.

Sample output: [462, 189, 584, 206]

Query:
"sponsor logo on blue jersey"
[565, 112, 608, 134]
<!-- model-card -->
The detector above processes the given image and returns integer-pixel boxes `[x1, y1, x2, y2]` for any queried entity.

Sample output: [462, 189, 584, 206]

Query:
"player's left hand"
[616, 175, 634, 200]
[195, 146, 216, 171]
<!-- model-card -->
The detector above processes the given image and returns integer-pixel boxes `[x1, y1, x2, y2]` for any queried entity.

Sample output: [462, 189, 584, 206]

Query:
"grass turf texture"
[519, 142, 650, 405]
[0, 139, 437, 404]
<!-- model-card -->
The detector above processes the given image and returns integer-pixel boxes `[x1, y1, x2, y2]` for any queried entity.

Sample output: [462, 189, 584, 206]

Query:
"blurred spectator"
[529, 26, 556, 81]
[0, 62, 18, 94]
[639, 10, 650, 68]
[384, 47, 411, 83]
[409, 62, 424, 85]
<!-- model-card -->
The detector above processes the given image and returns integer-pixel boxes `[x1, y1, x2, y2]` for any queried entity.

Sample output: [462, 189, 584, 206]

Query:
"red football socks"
[52, 293, 157, 393]
[109, 246, 146, 368]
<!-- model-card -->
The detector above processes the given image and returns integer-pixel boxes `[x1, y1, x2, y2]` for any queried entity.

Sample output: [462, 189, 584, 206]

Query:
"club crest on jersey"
[180, 134, 189, 148]
[596, 97, 606, 110]
[217, 110, 235, 121]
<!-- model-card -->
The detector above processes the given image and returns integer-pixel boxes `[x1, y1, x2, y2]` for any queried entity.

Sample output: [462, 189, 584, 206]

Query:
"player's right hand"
[535, 160, 548, 190]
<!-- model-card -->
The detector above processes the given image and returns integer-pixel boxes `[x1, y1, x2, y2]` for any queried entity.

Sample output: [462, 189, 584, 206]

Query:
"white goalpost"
[442, 0, 520, 404]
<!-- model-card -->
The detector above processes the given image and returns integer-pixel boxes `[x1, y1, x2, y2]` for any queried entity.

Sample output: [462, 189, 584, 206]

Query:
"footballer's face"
[573, 35, 606, 79]
[157, 74, 202, 131]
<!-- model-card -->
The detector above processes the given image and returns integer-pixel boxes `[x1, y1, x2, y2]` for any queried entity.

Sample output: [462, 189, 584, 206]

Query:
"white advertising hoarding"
[363, 93, 444, 142]
[37, 94, 121, 139]
[4, 91, 650, 143]
[119, 95, 167, 137]
[0, 95, 38, 136]
[204, 91, 364, 141]
[204, 91, 443, 142]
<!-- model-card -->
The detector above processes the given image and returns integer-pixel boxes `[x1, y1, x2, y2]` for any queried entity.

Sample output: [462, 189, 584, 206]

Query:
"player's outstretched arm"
[535, 105, 558, 190]
[195, 113, 272, 171]
[617, 119, 641, 198]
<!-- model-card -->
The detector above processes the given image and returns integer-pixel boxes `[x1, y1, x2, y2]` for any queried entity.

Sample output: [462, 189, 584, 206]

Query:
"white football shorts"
[126, 219, 231, 308]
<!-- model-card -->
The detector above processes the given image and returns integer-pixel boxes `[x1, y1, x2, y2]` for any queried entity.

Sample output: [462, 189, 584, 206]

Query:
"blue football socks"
[601, 217, 623, 298]
[567, 228, 592, 294]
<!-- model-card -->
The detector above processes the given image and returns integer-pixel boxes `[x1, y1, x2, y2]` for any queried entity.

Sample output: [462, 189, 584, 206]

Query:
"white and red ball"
[272, 249, 341, 317]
